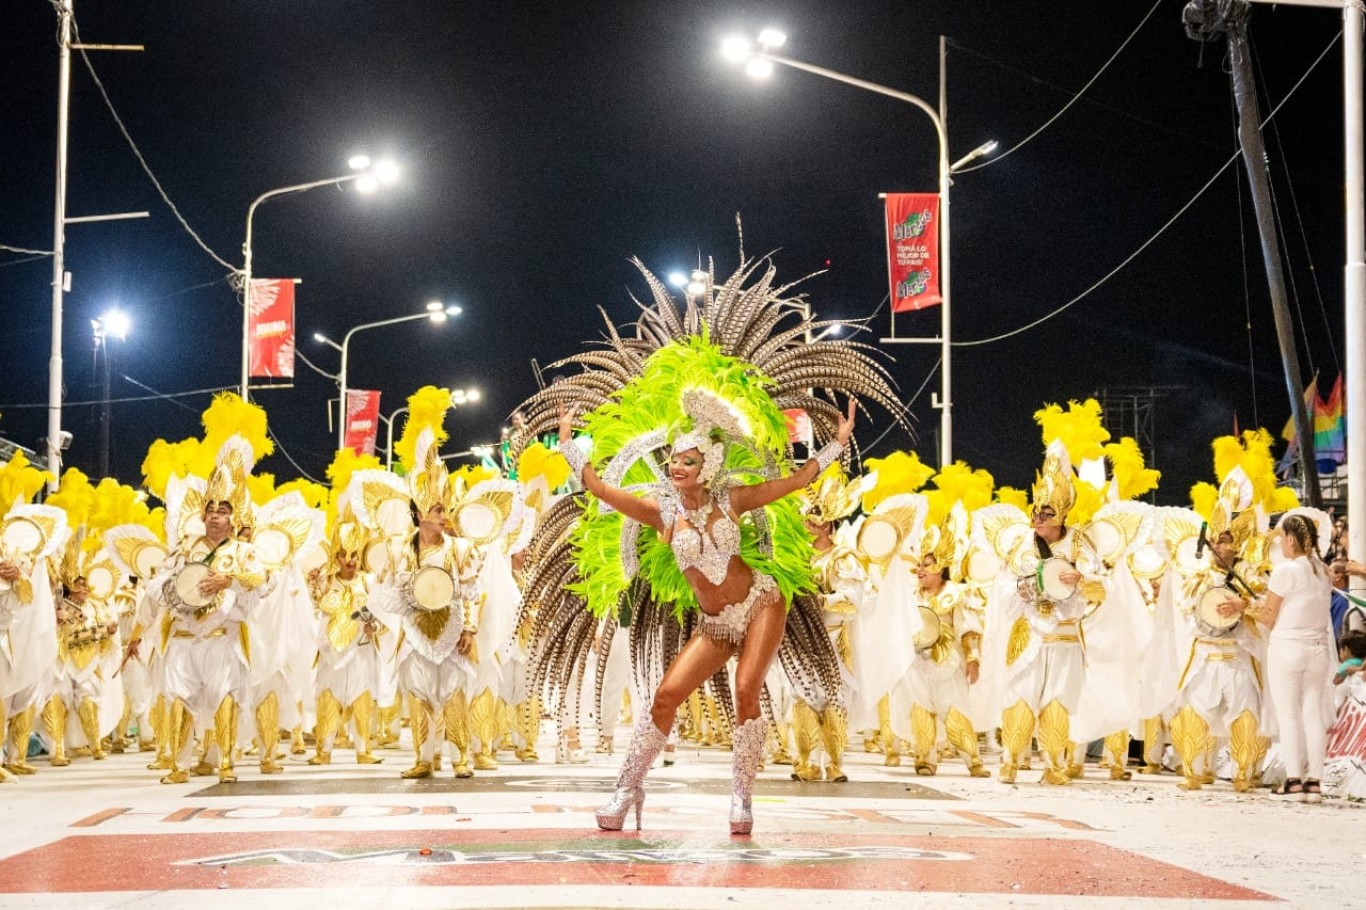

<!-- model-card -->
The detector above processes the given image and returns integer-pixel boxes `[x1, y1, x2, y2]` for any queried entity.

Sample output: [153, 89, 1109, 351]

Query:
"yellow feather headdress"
[395, 386, 452, 473]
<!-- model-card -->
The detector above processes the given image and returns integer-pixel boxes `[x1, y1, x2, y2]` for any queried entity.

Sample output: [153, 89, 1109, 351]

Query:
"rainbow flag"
[1280, 374, 1346, 474]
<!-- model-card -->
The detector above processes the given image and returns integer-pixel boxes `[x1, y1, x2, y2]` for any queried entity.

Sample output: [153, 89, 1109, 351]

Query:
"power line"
[953, 0, 1166, 174]
[0, 242, 53, 256]
[71, 19, 239, 273]
[954, 29, 1341, 348]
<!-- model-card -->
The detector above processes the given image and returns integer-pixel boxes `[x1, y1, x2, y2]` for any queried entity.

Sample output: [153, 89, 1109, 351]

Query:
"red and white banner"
[1324, 677, 1366, 799]
[783, 408, 813, 447]
[885, 193, 942, 313]
[343, 390, 382, 457]
[247, 279, 297, 379]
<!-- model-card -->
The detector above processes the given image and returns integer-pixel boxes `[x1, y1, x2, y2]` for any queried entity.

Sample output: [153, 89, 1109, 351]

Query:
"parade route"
[0, 734, 1358, 909]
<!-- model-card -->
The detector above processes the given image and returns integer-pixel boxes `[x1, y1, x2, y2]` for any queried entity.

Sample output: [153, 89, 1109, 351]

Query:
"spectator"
[1334, 630, 1366, 685]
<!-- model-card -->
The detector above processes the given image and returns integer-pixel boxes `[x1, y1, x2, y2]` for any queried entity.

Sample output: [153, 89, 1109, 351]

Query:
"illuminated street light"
[241, 155, 401, 399]
[686, 269, 708, 298]
[951, 139, 999, 173]
[721, 29, 997, 467]
[91, 308, 130, 475]
[667, 271, 688, 289]
[315, 303, 460, 450]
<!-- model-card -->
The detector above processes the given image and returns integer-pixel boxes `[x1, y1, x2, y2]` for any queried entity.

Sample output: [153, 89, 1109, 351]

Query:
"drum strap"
[199, 538, 229, 567]
[1035, 536, 1053, 560]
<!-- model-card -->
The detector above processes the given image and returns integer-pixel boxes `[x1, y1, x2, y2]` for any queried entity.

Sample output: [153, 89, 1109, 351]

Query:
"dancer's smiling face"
[669, 448, 704, 491]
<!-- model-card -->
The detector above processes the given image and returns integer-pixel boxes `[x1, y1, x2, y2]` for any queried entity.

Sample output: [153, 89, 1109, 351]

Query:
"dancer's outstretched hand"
[836, 398, 856, 446]
[557, 403, 576, 442]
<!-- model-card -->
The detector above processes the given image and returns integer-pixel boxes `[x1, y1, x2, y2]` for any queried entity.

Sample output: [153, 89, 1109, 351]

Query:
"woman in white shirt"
[1253, 514, 1335, 801]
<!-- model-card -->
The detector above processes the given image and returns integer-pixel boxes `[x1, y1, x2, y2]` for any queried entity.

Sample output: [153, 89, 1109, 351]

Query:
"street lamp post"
[240, 156, 399, 401]
[722, 31, 994, 468]
[316, 303, 462, 452]
[90, 309, 129, 477]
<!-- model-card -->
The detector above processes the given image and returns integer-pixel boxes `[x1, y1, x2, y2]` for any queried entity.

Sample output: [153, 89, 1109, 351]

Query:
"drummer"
[369, 428, 481, 780]
[129, 436, 270, 785]
[993, 441, 1109, 785]
[1165, 471, 1270, 793]
[887, 511, 991, 779]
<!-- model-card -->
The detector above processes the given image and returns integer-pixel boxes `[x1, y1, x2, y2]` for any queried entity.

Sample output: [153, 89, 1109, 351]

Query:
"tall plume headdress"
[510, 238, 910, 738]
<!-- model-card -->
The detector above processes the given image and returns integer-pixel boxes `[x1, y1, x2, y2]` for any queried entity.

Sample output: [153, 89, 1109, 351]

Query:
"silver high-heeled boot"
[596, 716, 667, 831]
[730, 717, 766, 836]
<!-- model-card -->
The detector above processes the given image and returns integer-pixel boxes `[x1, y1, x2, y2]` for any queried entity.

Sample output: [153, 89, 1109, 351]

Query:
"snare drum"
[914, 605, 943, 650]
[173, 563, 215, 609]
[1036, 557, 1078, 601]
[410, 565, 455, 612]
[1195, 586, 1242, 636]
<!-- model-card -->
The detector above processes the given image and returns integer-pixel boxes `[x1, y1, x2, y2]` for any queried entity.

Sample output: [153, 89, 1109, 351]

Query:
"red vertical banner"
[247, 279, 297, 378]
[783, 408, 813, 447]
[885, 193, 942, 313]
[344, 390, 382, 456]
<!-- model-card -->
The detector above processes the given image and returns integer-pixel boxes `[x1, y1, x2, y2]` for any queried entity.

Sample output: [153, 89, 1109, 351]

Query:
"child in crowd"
[1334, 631, 1366, 685]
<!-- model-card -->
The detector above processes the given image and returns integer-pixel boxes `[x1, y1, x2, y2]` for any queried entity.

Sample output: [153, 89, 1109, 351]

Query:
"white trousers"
[1266, 636, 1334, 780]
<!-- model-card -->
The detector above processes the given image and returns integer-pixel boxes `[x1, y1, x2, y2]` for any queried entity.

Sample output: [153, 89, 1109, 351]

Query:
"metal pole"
[98, 333, 111, 477]
[338, 338, 349, 452]
[386, 406, 409, 470]
[1345, 1, 1365, 579]
[938, 34, 952, 468]
[241, 203, 256, 400]
[47, 0, 73, 491]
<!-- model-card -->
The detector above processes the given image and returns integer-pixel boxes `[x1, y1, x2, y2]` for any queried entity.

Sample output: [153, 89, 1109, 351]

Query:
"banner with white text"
[885, 193, 941, 313]
[248, 279, 297, 379]
[344, 390, 382, 457]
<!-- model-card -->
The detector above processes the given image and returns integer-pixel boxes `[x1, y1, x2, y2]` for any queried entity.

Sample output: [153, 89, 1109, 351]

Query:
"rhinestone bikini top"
[669, 494, 742, 586]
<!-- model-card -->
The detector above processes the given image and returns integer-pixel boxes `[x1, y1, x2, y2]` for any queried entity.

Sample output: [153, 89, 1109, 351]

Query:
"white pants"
[1266, 636, 1334, 780]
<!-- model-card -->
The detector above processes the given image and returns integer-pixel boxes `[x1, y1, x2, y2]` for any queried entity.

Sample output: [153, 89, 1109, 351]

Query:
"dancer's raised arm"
[558, 404, 665, 531]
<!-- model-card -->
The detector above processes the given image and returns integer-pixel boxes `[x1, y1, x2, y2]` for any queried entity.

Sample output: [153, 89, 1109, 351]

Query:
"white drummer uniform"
[889, 579, 987, 775]
[40, 591, 119, 761]
[146, 536, 268, 744]
[0, 516, 63, 776]
[309, 569, 386, 762]
[1166, 559, 1268, 790]
[378, 535, 482, 775]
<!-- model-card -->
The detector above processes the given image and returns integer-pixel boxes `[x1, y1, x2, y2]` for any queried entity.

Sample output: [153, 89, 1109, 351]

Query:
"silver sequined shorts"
[693, 572, 780, 646]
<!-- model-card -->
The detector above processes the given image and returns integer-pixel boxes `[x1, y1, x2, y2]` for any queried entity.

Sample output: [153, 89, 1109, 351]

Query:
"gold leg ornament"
[946, 708, 990, 778]
[310, 689, 341, 765]
[1228, 710, 1260, 793]
[469, 689, 500, 771]
[1105, 731, 1132, 781]
[877, 696, 900, 766]
[998, 699, 1035, 783]
[770, 718, 795, 766]
[350, 691, 382, 764]
[820, 705, 850, 782]
[789, 701, 822, 781]
[515, 695, 541, 762]
[0, 703, 9, 782]
[1169, 705, 1210, 791]
[146, 695, 172, 770]
[77, 698, 106, 760]
[444, 692, 474, 778]
[214, 696, 239, 783]
[160, 700, 193, 784]
[1037, 700, 1072, 785]
[910, 704, 938, 776]
[256, 692, 282, 773]
[42, 697, 70, 767]
[1141, 716, 1165, 774]
[6, 706, 37, 775]
[400, 694, 434, 778]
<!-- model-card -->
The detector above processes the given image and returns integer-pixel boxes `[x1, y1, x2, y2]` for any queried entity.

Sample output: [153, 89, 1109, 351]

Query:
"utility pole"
[1184, 0, 1322, 507]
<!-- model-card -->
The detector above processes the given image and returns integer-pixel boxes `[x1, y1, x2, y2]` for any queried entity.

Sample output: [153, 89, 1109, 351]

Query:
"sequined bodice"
[671, 497, 741, 586]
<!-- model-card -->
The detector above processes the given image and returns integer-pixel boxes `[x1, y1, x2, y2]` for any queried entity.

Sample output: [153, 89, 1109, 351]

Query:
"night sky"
[0, 1, 1350, 503]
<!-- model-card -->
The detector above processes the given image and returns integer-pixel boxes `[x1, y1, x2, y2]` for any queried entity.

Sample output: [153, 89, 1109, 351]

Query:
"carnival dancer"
[0, 465, 66, 779]
[132, 436, 270, 784]
[39, 534, 121, 765]
[511, 254, 903, 836]
[307, 515, 385, 765]
[987, 442, 1108, 784]
[789, 465, 866, 783]
[889, 507, 990, 778]
[366, 423, 481, 779]
[557, 390, 853, 830]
